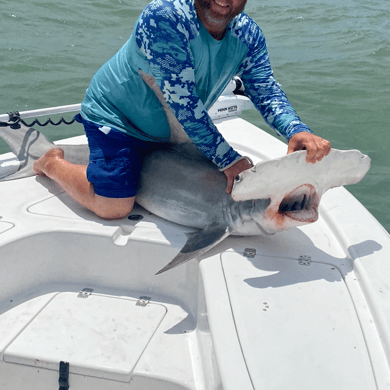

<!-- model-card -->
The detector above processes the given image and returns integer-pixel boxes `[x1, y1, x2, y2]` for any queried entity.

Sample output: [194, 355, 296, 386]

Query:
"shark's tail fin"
[0, 123, 55, 180]
[0, 123, 90, 181]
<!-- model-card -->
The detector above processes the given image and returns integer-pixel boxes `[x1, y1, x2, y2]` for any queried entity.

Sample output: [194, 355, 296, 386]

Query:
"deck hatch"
[4, 292, 167, 382]
[221, 252, 376, 390]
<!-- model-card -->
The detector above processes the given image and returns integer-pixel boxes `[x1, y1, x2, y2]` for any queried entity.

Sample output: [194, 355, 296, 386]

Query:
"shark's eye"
[235, 174, 242, 182]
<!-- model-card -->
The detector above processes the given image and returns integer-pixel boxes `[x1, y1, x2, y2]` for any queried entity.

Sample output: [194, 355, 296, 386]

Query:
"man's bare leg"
[33, 148, 135, 219]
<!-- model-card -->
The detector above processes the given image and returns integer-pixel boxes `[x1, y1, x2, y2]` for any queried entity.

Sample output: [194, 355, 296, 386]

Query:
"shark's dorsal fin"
[156, 222, 232, 275]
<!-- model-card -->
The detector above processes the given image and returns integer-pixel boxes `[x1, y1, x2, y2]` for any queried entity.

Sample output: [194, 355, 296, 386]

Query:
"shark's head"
[231, 149, 371, 235]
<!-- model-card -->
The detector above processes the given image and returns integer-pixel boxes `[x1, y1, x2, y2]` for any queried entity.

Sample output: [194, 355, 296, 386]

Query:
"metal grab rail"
[0, 103, 82, 122]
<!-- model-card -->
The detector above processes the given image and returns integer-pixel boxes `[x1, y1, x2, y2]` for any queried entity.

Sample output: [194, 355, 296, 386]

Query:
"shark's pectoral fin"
[155, 222, 232, 275]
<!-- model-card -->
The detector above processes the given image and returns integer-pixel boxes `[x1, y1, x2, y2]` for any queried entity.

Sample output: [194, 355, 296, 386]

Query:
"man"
[34, 0, 331, 219]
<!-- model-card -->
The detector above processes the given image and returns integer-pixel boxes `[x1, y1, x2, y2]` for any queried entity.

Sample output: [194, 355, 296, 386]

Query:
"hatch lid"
[4, 292, 166, 382]
[221, 252, 376, 390]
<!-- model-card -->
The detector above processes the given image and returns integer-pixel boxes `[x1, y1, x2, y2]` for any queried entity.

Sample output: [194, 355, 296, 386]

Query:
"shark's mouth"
[278, 184, 319, 223]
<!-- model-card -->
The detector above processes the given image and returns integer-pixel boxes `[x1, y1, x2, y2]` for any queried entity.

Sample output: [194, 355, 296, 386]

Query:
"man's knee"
[93, 195, 135, 220]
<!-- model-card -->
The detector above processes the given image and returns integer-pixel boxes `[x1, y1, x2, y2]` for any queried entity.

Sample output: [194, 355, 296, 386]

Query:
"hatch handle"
[59, 361, 69, 390]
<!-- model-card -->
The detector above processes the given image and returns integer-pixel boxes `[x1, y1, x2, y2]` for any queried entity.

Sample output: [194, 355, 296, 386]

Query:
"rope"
[0, 111, 76, 129]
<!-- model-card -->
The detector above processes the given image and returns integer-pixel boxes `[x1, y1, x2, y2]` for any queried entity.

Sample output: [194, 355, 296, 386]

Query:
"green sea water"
[1, 0, 389, 232]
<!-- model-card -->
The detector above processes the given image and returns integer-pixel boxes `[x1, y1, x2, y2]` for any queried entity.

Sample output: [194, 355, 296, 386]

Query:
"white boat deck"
[0, 116, 390, 389]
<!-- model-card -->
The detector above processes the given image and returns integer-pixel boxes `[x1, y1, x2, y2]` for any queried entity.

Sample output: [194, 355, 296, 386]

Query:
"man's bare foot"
[33, 148, 65, 177]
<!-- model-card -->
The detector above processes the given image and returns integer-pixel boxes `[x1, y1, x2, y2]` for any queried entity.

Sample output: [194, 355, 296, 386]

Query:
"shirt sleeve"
[236, 19, 312, 141]
[134, 4, 241, 170]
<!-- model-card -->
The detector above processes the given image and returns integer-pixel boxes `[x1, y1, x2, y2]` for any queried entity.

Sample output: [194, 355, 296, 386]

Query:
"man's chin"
[204, 10, 230, 28]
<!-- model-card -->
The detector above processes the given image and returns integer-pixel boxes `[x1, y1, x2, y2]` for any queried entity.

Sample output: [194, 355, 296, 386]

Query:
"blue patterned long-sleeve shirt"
[81, 0, 312, 170]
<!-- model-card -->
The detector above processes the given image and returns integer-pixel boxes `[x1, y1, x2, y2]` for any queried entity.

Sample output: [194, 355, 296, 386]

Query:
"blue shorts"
[75, 114, 159, 198]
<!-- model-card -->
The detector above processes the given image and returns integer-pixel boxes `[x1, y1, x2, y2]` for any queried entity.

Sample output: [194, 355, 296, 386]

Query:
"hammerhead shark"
[0, 123, 371, 274]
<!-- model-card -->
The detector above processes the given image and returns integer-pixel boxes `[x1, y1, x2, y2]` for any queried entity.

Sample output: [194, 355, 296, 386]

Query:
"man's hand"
[223, 158, 253, 194]
[287, 132, 331, 163]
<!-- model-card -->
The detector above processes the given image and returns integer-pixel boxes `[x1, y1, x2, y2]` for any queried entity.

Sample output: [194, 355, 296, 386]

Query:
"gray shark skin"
[0, 123, 371, 274]
[135, 143, 273, 274]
